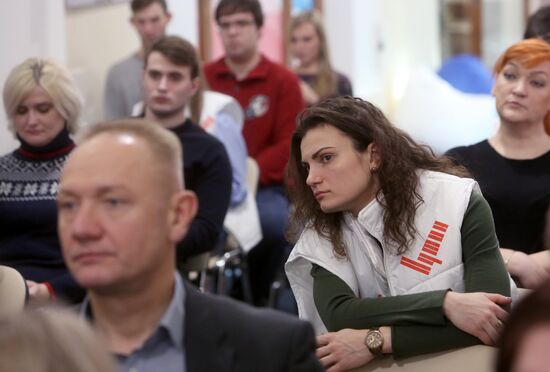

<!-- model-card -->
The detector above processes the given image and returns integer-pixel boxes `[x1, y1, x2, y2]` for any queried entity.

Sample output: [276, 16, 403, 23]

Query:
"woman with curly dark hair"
[285, 96, 516, 371]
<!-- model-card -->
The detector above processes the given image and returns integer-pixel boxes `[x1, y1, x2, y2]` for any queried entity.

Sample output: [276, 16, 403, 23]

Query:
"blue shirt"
[213, 111, 248, 206]
[80, 272, 186, 372]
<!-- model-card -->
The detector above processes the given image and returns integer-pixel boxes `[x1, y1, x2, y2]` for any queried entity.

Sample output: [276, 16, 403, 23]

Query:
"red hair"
[494, 38, 550, 135]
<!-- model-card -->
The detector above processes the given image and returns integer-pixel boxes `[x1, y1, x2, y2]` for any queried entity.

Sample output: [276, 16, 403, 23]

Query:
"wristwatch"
[364, 328, 384, 355]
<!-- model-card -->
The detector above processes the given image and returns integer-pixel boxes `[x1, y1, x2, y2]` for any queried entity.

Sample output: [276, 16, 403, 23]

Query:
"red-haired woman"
[447, 39, 550, 289]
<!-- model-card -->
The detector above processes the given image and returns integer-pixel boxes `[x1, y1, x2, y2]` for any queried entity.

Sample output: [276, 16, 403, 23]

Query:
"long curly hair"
[287, 96, 468, 256]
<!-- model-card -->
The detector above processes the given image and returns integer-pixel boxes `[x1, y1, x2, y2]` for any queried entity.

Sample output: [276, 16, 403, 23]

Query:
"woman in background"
[0, 57, 84, 303]
[289, 11, 353, 105]
[447, 39, 550, 288]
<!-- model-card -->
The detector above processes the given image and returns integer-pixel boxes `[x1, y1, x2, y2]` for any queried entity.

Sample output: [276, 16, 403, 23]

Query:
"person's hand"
[26, 280, 51, 305]
[443, 291, 510, 345]
[299, 80, 320, 105]
[506, 250, 547, 289]
[316, 329, 374, 372]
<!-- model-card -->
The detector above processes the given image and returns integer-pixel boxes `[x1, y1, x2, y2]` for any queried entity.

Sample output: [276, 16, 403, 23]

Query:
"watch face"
[367, 331, 383, 348]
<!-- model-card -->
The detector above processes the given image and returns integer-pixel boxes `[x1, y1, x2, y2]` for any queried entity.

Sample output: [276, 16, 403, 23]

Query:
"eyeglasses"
[218, 19, 255, 31]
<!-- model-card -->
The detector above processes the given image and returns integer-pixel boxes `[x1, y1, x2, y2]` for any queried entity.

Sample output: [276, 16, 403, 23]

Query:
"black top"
[446, 140, 550, 253]
[0, 129, 84, 302]
[169, 120, 232, 261]
[297, 71, 353, 99]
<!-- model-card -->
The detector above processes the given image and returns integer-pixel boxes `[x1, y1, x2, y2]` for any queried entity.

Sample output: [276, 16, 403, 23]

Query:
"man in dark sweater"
[141, 36, 232, 262]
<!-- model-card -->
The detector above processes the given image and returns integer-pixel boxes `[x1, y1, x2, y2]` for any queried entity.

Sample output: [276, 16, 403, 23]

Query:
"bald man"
[57, 119, 322, 372]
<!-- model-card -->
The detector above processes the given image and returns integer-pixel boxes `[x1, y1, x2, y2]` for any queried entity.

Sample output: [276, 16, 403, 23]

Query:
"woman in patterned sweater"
[0, 58, 85, 303]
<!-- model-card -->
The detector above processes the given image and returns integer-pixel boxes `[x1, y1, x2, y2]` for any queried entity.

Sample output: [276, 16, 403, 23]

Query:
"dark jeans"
[247, 185, 290, 305]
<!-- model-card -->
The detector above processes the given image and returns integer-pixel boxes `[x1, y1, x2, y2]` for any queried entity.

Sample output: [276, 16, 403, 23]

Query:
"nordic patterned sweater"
[0, 129, 84, 302]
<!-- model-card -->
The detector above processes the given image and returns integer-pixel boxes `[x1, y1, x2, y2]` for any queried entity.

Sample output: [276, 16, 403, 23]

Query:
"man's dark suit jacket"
[184, 282, 324, 372]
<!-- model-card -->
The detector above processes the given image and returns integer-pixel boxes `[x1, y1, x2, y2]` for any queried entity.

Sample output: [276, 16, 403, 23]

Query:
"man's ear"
[168, 190, 198, 243]
[190, 77, 200, 96]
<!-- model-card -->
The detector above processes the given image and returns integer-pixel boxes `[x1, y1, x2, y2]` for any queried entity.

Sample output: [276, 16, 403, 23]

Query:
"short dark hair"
[215, 0, 264, 28]
[524, 5, 550, 43]
[144, 36, 199, 79]
[131, 0, 168, 14]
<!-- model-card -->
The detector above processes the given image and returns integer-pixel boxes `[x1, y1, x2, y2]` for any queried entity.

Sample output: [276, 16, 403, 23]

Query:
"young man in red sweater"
[204, 0, 305, 305]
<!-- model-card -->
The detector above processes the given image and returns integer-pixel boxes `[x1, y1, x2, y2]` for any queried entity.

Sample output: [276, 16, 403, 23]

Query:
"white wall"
[65, 0, 199, 125]
[381, 0, 441, 115]
[324, 0, 440, 115]
[482, 0, 525, 68]
[324, 0, 382, 105]
[167, 0, 198, 45]
[0, 0, 66, 154]
[66, 3, 138, 125]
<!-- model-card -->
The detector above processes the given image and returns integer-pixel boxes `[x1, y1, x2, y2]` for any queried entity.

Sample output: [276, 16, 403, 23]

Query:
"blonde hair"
[493, 38, 550, 135]
[290, 11, 336, 98]
[2, 57, 83, 135]
[78, 119, 184, 190]
[0, 308, 115, 372]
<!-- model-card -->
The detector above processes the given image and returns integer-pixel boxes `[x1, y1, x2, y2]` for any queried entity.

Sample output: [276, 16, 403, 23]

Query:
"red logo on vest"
[400, 220, 448, 275]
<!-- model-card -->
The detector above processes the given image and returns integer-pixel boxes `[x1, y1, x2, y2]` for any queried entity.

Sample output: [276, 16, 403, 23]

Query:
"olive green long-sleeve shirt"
[312, 192, 510, 358]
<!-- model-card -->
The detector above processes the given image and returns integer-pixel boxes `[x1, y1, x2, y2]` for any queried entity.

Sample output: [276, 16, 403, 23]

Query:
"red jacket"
[204, 55, 305, 186]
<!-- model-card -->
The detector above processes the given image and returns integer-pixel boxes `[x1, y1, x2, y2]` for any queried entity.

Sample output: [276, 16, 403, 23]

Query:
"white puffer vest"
[286, 170, 516, 334]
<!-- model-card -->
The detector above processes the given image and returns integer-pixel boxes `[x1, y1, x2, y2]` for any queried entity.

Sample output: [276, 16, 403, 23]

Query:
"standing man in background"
[103, 0, 171, 120]
[204, 0, 305, 305]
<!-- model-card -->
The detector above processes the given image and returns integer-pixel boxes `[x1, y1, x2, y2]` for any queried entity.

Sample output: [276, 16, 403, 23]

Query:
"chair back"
[182, 252, 210, 273]
[246, 157, 259, 196]
[351, 345, 496, 372]
[0, 266, 27, 317]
